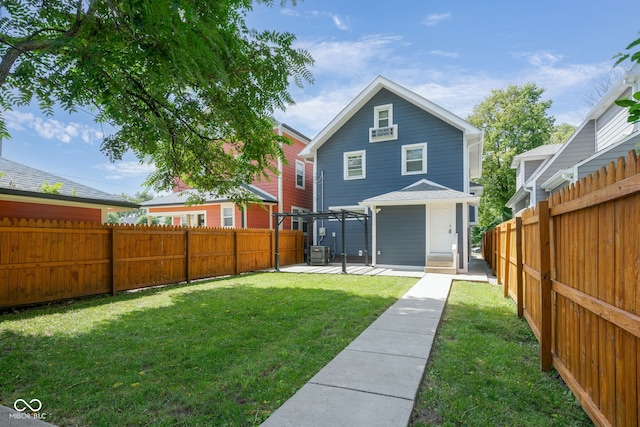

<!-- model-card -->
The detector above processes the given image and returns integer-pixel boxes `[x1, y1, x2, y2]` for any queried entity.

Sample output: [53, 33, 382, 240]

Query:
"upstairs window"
[344, 150, 366, 180]
[295, 160, 305, 189]
[370, 104, 398, 142]
[402, 143, 427, 175]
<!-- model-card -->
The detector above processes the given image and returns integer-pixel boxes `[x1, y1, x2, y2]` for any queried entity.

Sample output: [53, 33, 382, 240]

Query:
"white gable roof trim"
[359, 179, 480, 207]
[299, 76, 482, 158]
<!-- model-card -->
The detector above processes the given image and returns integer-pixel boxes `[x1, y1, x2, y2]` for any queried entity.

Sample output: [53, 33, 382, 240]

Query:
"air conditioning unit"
[309, 246, 331, 266]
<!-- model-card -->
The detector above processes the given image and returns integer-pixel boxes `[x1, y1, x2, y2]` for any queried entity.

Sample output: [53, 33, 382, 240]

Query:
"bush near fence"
[482, 150, 640, 427]
[0, 220, 304, 309]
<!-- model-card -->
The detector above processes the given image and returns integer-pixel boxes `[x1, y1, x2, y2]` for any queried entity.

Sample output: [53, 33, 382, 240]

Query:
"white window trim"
[295, 159, 305, 189]
[402, 143, 427, 175]
[369, 103, 398, 143]
[343, 150, 366, 180]
[221, 203, 235, 228]
[291, 206, 309, 231]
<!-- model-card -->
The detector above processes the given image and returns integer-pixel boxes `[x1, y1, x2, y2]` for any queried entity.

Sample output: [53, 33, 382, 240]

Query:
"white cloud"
[423, 13, 451, 26]
[280, 8, 299, 17]
[3, 110, 103, 144]
[96, 161, 155, 181]
[3, 110, 35, 131]
[429, 50, 460, 59]
[514, 50, 563, 67]
[332, 15, 348, 31]
[298, 34, 403, 77]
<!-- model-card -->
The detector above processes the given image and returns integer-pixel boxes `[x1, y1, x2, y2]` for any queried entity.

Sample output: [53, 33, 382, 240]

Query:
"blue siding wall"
[377, 205, 426, 265]
[317, 89, 464, 211]
[315, 88, 465, 260]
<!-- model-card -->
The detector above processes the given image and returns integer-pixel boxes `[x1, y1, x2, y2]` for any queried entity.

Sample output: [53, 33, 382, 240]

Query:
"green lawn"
[411, 281, 593, 427]
[0, 272, 417, 426]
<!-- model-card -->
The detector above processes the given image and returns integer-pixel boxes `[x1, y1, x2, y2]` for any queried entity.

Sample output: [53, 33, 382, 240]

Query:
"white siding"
[596, 89, 634, 152]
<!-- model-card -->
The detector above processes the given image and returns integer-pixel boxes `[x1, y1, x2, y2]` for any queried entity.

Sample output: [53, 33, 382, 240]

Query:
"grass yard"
[0, 272, 417, 426]
[411, 281, 593, 427]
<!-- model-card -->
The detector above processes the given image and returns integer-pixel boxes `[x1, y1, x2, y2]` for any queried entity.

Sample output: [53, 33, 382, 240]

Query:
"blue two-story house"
[299, 76, 483, 273]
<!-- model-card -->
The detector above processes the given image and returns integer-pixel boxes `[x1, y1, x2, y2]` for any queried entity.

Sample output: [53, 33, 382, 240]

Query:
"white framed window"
[221, 204, 235, 228]
[402, 143, 427, 175]
[343, 150, 366, 180]
[369, 104, 398, 142]
[291, 206, 309, 232]
[295, 160, 305, 189]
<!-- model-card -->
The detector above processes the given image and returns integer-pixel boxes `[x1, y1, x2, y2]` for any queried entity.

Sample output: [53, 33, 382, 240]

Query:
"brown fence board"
[485, 149, 640, 427]
[0, 220, 304, 309]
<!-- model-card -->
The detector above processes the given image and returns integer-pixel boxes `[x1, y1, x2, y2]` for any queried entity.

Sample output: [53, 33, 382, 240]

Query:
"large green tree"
[468, 83, 555, 226]
[0, 0, 313, 204]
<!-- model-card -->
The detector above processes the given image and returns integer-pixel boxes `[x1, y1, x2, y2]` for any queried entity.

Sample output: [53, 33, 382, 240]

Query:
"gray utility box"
[309, 246, 331, 266]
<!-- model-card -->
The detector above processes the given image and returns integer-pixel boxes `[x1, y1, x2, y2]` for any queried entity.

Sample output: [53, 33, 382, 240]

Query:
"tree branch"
[0, 1, 95, 87]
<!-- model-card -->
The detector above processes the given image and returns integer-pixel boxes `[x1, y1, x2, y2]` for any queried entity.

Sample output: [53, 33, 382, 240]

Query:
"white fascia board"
[300, 75, 482, 157]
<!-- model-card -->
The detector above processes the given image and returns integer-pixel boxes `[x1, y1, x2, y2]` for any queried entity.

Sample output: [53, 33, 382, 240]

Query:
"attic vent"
[369, 124, 398, 142]
[371, 126, 394, 139]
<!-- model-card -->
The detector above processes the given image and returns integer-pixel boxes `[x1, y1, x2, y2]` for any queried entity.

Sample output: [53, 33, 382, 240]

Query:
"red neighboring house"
[0, 157, 138, 223]
[142, 124, 313, 231]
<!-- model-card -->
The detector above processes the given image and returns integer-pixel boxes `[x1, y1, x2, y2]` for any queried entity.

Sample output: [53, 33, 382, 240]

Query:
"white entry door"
[430, 204, 453, 253]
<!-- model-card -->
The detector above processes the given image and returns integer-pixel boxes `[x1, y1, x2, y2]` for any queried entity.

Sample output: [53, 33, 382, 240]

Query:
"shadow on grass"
[0, 274, 406, 426]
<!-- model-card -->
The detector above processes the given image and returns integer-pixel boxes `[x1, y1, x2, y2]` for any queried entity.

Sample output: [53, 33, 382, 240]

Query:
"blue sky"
[2, 0, 638, 196]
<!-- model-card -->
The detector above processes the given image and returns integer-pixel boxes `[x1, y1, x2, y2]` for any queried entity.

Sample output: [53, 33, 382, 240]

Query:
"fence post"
[504, 221, 512, 297]
[538, 200, 552, 371]
[111, 227, 118, 296]
[234, 230, 239, 276]
[515, 216, 523, 318]
[491, 225, 500, 276]
[186, 229, 191, 284]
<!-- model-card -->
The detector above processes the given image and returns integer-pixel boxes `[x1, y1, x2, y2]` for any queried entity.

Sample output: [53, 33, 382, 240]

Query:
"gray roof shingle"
[0, 157, 138, 208]
[140, 184, 277, 207]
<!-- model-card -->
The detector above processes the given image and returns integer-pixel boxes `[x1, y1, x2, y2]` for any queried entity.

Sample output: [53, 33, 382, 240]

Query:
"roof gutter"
[541, 168, 574, 192]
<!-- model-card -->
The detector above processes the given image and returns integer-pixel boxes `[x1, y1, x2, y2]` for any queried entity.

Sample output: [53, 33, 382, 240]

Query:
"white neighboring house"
[507, 63, 640, 215]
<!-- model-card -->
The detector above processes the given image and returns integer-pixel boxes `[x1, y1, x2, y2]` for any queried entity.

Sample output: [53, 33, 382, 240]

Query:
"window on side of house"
[295, 160, 305, 189]
[221, 204, 234, 227]
[402, 143, 427, 175]
[344, 150, 366, 180]
[291, 206, 309, 232]
[370, 104, 398, 142]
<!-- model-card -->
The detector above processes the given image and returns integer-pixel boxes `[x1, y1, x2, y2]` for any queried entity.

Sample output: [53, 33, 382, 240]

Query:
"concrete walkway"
[262, 258, 493, 427]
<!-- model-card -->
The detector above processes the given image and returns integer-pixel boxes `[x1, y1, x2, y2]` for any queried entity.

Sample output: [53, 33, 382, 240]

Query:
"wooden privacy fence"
[0, 220, 304, 309]
[482, 150, 640, 427]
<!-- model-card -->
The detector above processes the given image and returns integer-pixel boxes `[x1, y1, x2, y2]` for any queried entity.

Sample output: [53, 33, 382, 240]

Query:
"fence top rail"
[549, 150, 638, 215]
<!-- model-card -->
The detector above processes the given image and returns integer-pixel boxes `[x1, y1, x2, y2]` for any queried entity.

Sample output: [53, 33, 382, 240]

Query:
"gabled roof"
[299, 76, 483, 177]
[359, 179, 479, 206]
[0, 157, 138, 208]
[141, 184, 277, 207]
[510, 144, 563, 168]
